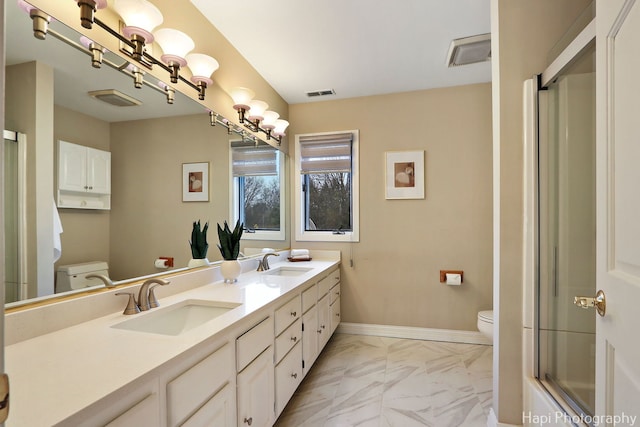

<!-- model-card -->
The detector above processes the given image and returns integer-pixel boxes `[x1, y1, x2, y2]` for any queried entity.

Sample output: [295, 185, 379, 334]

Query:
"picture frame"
[182, 162, 209, 202]
[385, 150, 425, 199]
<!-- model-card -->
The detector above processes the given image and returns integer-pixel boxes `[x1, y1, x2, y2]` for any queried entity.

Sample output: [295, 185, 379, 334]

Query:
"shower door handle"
[574, 289, 606, 317]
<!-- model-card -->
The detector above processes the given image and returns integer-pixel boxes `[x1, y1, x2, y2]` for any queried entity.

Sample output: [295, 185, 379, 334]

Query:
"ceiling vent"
[306, 89, 335, 98]
[88, 89, 142, 107]
[446, 33, 491, 67]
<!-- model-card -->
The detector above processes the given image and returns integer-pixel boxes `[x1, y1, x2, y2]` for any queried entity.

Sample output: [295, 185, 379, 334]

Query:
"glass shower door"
[538, 44, 596, 418]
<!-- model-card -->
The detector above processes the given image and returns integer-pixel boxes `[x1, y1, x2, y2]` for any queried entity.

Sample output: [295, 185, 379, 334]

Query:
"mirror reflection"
[4, 1, 288, 306]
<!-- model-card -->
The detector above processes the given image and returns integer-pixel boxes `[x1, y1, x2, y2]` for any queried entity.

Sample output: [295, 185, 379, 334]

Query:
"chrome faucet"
[138, 278, 170, 311]
[257, 252, 278, 271]
[86, 274, 114, 288]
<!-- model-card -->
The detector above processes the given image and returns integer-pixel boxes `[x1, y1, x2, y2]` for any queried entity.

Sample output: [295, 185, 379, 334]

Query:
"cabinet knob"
[290, 311, 297, 317]
[244, 417, 253, 425]
[321, 324, 326, 329]
[290, 336, 298, 342]
[317, 329, 322, 334]
[88, 186, 93, 190]
[84, 185, 88, 190]
[336, 313, 340, 317]
[291, 372, 298, 379]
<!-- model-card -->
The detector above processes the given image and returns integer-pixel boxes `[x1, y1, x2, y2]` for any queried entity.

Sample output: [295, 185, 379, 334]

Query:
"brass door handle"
[574, 289, 606, 317]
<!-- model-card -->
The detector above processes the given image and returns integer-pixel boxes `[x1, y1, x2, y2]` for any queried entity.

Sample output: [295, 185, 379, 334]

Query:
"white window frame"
[294, 130, 360, 242]
[230, 145, 286, 241]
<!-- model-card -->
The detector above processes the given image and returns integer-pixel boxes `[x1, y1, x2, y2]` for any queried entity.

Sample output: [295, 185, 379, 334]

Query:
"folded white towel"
[290, 249, 310, 258]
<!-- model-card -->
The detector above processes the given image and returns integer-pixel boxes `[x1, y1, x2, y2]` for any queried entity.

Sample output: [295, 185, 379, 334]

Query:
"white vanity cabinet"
[236, 317, 275, 427]
[164, 341, 234, 426]
[57, 379, 160, 427]
[330, 282, 341, 335]
[274, 296, 303, 417]
[301, 284, 319, 376]
[57, 140, 111, 209]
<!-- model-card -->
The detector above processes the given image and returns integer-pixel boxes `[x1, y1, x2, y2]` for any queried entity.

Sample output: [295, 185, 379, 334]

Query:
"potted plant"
[188, 220, 210, 268]
[217, 219, 244, 282]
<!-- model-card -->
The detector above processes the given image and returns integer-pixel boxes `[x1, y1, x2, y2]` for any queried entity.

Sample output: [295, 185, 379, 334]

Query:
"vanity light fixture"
[75, 0, 108, 29]
[126, 63, 145, 88]
[80, 36, 106, 68]
[229, 87, 255, 123]
[113, 0, 163, 61]
[185, 53, 219, 100]
[29, 8, 51, 40]
[158, 82, 175, 104]
[272, 119, 290, 139]
[153, 28, 194, 83]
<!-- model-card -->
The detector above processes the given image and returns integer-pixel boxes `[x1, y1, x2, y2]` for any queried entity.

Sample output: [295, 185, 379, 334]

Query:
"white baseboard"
[336, 322, 493, 345]
[487, 408, 521, 427]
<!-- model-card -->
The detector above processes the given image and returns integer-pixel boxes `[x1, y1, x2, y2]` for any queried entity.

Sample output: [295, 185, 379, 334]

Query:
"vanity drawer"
[275, 318, 301, 363]
[301, 284, 317, 314]
[330, 283, 341, 305]
[166, 342, 232, 426]
[317, 269, 340, 298]
[274, 295, 301, 336]
[236, 317, 273, 372]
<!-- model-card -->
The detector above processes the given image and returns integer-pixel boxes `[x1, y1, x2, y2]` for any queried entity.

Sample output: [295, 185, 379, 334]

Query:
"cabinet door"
[330, 296, 341, 335]
[58, 140, 87, 192]
[302, 304, 319, 376]
[317, 294, 331, 351]
[104, 393, 159, 427]
[86, 147, 111, 194]
[182, 384, 234, 427]
[237, 347, 274, 427]
[275, 342, 302, 417]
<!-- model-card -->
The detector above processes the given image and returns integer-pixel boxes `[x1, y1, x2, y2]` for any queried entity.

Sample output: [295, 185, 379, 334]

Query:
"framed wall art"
[182, 162, 209, 202]
[385, 150, 425, 199]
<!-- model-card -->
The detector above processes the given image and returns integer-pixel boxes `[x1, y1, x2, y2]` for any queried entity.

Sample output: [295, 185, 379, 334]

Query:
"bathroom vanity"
[4, 251, 341, 426]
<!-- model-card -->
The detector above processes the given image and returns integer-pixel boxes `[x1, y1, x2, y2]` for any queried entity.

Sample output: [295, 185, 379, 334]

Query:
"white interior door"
[595, 0, 640, 422]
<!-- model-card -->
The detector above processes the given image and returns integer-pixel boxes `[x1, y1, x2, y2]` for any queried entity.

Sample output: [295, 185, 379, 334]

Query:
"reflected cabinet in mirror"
[3, 0, 289, 307]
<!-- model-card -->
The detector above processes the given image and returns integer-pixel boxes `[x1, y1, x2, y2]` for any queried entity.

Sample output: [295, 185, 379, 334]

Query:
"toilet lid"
[478, 310, 493, 323]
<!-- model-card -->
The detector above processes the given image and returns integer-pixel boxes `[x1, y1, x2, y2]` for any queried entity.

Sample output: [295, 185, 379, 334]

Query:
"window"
[294, 131, 359, 242]
[231, 141, 285, 241]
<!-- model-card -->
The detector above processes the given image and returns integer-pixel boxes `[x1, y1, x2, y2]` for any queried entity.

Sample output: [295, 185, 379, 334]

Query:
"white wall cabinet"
[57, 140, 111, 209]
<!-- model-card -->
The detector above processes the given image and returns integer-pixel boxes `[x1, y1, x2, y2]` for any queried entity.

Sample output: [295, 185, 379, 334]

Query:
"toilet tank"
[56, 261, 109, 292]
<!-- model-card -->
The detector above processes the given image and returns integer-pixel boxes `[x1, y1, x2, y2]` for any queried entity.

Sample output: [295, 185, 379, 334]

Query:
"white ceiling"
[191, 0, 492, 105]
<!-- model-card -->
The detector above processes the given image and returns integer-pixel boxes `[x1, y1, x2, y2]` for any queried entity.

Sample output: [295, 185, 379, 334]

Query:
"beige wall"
[53, 106, 111, 273]
[6, 61, 55, 297]
[109, 114, 289, 280]
[289, 83, 493, 331]
[491, 0, 592, 423]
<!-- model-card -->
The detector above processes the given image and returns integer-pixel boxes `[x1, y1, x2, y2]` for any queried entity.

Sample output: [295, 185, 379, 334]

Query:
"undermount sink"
[111, 299, 241, 336]
[264, 266, 312, 277]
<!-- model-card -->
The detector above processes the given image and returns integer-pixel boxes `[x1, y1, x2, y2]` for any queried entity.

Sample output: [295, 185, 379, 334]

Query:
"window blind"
[231, 142, 278, 177]
[299, 132, 353, 174]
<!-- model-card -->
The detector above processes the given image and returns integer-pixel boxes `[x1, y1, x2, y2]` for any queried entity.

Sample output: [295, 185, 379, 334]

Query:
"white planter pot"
[221, 260, 241, 283]
[188, 258, 210, 268]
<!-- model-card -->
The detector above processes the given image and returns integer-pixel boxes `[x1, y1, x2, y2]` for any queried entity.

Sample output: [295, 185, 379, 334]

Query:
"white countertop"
[5, 257, 339, 426]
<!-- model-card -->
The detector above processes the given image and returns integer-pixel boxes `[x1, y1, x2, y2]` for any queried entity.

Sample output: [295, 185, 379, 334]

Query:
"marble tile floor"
[275, 333, 493, 427]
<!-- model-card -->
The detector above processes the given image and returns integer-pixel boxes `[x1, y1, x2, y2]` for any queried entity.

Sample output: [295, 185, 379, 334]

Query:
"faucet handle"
[148, 285, 162, 308]
[115, 292, 140, 315]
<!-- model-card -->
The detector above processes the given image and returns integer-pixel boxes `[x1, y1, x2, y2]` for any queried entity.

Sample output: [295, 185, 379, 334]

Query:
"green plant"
[189, 220, 209, 259]
[217, 220, 244, 260]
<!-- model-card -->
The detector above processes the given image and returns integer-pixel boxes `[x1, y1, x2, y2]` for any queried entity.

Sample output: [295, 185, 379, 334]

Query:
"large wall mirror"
[4, 0, 289, 307]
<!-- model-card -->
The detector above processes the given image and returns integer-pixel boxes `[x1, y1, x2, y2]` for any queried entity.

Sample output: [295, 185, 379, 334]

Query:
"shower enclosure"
[536, 36, 596, 419]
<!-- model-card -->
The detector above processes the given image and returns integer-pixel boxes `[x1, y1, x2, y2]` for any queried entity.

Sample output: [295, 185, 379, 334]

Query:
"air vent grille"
[446, 33, 491, 67]
[88, 89, 142, 107]
[306, 89, 335, 98]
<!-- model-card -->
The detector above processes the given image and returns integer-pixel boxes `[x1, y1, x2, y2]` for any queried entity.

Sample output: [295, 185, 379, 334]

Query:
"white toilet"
[56, 261, 110, 293]
[477, 310, 494, 341]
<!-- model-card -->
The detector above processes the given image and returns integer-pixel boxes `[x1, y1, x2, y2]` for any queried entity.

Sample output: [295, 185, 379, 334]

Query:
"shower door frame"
[534, 17, 597, 421]
[3, 130, 28, 302]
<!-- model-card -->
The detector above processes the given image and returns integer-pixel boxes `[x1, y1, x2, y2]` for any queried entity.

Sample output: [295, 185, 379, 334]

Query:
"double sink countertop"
[5, 253, 340, 426]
